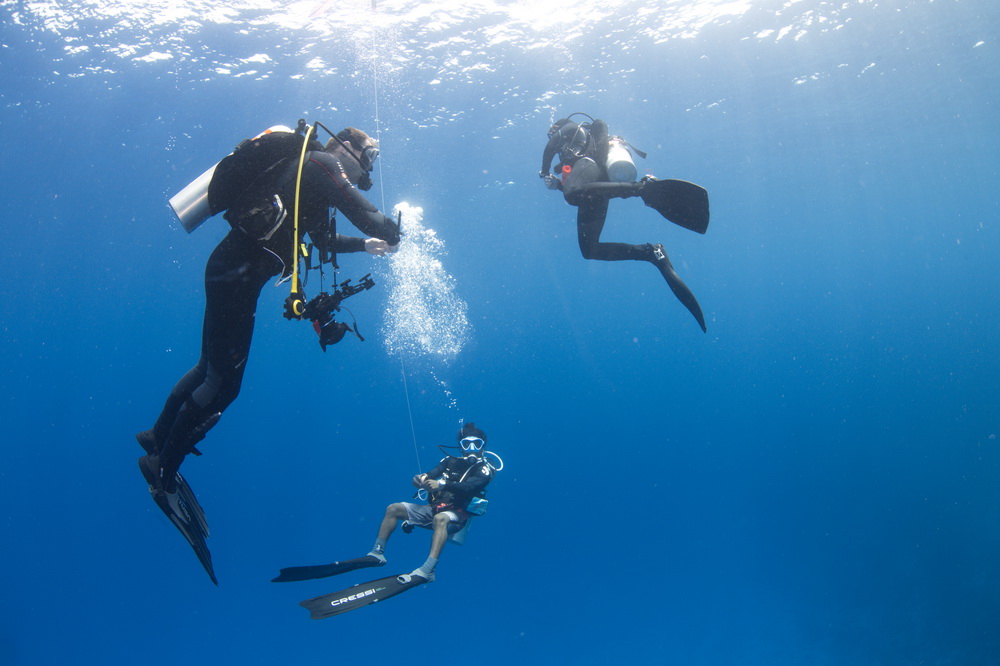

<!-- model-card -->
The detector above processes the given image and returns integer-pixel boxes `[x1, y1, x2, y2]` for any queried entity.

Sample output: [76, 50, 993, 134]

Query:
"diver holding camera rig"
[137, 119, 400, 584]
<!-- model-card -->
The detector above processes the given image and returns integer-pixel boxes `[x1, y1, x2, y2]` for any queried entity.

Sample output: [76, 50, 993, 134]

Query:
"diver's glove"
[540, 171, 561, 190]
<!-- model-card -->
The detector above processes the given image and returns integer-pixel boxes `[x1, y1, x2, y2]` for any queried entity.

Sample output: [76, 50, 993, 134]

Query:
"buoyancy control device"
[168, 125, 302, 233]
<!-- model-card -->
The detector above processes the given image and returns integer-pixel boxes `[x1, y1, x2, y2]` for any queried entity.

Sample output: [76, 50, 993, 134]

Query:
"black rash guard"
[425, 455, 494, 514]
[141, 147, 400, 482]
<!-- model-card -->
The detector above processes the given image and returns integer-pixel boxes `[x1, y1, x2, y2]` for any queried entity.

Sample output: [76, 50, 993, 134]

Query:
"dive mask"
[561, 124, 591, 160]
[359, 145, 379, 172]
[460, 436, 485, 453]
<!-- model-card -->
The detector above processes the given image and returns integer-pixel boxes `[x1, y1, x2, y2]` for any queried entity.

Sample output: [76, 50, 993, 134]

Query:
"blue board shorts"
[401, 502, 466, 534]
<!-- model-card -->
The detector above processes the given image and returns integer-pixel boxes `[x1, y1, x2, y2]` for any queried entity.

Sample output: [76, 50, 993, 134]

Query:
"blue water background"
[1, 0, 999, 663]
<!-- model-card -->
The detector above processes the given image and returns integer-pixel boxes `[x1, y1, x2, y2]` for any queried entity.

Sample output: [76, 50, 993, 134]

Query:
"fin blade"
[298, 574, 427, 620]
[174, 473, 210, 537]
[272, 556, 383, 583]
[145, 474, 217, 585]
[654, 245, 708, 332]
[640, 179, 710, 234]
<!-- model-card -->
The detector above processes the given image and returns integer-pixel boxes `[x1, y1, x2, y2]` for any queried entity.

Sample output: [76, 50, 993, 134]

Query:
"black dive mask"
[355, 145, 378, 190]
[560, 124, 591, 160]
[359, 145, 380, 171]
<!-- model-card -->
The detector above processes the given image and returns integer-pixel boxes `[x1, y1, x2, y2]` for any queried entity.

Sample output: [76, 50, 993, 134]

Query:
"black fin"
[640, 179, 710, 234]
[272, 555, 384, 583]
[142, 466, 217, 585]
[298, 573, 428, 620]
[652, 244, 707, 332]
[174, 473, 210, 539]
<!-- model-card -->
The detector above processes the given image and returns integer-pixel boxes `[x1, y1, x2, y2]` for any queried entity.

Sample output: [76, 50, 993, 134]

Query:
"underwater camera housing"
[301, 274, 376, 351]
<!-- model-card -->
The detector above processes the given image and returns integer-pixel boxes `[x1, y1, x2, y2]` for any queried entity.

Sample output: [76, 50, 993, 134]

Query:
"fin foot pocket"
[396, 571, 433, 585]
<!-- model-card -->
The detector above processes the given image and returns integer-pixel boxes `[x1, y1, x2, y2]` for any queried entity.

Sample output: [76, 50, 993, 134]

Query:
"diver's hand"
[381, 215, 402, 246]
[412, 473, 428, 488]
[424, 479, 441, 491]
[365, 238, 394, 256]
[541, 173, 561, 190]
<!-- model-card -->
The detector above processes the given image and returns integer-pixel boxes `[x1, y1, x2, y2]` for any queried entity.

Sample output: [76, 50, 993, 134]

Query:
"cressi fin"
[272, 555, 385, 583]
[298, 573, 428, 620]
[639, 178, 710, 234]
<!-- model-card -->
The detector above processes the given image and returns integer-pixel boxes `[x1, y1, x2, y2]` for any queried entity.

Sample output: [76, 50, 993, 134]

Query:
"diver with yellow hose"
[138, 120, 400, 584]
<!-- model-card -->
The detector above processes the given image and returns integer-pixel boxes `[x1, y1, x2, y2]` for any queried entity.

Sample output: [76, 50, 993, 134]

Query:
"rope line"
[368, 11, 422, 472]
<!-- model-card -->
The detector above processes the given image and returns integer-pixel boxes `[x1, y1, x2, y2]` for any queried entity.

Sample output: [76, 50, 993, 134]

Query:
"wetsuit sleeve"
[424, 458, 449, 479]
[330, 233, 367, 253]
[302, 151, 401, 245]
[565, 180, 643, 206]
[540, 128, 566, 176]
[540, 119, 578, 176]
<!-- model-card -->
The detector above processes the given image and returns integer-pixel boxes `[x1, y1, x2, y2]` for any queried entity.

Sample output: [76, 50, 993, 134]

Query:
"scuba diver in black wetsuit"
[136, 122, 400, 583]
[539, 113, 711, 332]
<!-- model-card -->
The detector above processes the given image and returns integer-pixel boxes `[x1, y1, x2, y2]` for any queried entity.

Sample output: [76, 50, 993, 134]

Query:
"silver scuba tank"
[605, 136, 637, 183]
[167, 125, 295, 233]
[169, 163, 218, 233]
